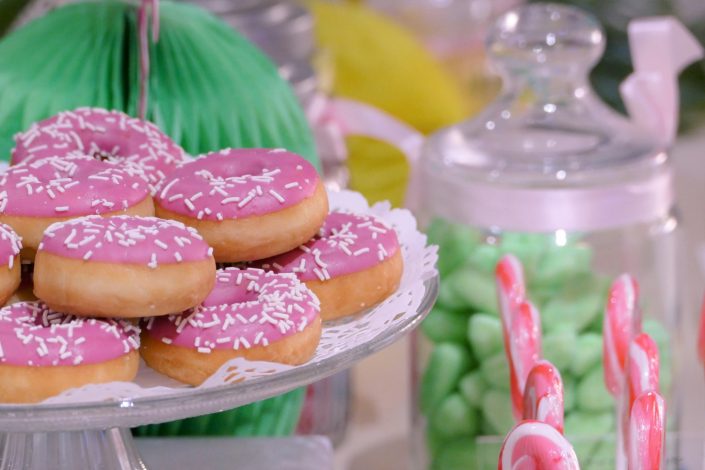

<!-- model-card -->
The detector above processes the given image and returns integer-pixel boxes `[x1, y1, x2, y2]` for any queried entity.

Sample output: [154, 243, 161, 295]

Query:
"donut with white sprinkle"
[141, 268, 321, 385]
[258, 212, 402, 320]
[0, 301, 140, 403]
[33, 216, 216, 318]
[0, 155, 153, 259]
[11, 108, 187, 192]
[154, 148, 328, 262]
[0, 224, 21, 305]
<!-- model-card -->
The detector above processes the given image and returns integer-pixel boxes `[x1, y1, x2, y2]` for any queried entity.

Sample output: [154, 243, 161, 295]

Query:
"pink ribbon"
[306, 96, 424, 206]
[422, 166, 673, 232]
[620, 17, 703, 146]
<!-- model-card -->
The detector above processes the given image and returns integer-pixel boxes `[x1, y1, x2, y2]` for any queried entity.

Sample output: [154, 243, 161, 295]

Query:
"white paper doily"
[32, 189, 438, 405]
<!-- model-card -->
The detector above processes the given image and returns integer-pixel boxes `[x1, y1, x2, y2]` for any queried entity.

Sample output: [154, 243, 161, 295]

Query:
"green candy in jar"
[467, 314, 503, 361]
[420, 343, 472, 414]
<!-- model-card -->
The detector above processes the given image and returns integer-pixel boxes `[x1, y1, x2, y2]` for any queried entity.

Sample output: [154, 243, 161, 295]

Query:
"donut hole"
[202, 284, 259, 307]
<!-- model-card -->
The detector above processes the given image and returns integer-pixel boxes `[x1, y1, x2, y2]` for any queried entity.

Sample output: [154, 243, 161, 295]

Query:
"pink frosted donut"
[154, 148, 328, 262]
[33, 215, 216, 318]
[0, 224, 21, 305]
[0, 301, 140, 403]
[0, 155, 154, 258]
[141, 267, 322, 385]
[11, 107, 187, 192]
[259, 212, 403, 320]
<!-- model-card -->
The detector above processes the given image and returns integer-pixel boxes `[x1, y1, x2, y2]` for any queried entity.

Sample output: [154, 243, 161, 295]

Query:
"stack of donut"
[0, 108, 403, 403]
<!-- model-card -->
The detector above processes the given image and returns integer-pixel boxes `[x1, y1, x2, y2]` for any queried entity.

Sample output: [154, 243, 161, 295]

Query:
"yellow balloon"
[309, 1, 470, 206]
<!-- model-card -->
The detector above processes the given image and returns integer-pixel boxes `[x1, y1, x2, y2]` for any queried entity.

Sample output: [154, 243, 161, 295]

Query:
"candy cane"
[523, 360, 564, 434]
[697, 293, 705, 370]
[603, 274, 642, 396]
[628, 391, 666, 470]
[499, 421, 580, 470]
[627, 333, 660, 412]
[505, 300, 542, 421]
[496, 254, 526, 334]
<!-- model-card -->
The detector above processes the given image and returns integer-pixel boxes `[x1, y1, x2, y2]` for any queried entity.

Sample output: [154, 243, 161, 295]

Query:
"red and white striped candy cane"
[499, 421, 580, 470]
[628, 391, 666, 470]
[523, 360, 564, 434]
[603, 274, 642, 396]
[496, 254, 526, 335]
[627, 333, 660, 411]
[506, 300, 542, 421]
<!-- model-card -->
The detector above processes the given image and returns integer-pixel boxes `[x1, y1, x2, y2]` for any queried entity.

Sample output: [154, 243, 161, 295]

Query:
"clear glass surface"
[0, 276, 437, 433]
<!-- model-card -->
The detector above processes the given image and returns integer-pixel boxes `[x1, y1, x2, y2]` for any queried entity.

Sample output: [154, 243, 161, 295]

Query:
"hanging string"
[138, 0, 160, 120]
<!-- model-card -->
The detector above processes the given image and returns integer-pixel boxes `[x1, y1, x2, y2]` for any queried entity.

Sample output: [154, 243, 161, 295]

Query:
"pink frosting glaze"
[39, 216, 213, 267]
[0, 156, 150, 217]
[11, 108, 186, 190]
[259, 212, 400, 282]
[155, 148, 320, 221]
[0, 301, 140, 367]
[0, 223, 21, 269]
[144, 268, 320, 352]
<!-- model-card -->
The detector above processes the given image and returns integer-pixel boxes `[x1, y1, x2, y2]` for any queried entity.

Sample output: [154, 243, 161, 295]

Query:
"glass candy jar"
[412, 4, 688, 469]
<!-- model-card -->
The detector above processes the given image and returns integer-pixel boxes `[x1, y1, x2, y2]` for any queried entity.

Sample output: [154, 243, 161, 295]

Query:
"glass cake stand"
[0, 276, 438, 469]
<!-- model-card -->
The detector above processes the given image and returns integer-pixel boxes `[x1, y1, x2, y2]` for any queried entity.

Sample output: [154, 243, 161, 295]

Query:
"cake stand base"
[0, 428, 145, 470]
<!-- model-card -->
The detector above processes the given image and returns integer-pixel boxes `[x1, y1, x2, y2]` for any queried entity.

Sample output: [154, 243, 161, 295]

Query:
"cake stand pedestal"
[0, 277, 438, 469]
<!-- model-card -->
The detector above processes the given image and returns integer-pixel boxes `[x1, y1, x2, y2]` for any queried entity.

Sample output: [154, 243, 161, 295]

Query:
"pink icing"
[0, 156, 150, 217]
[11, 107, 186, 191]
[155, 148, 320, 221]
[0, 301, 140, 367]
[0, 223, 21, 269]
[39, 215, 213, 267]
[144, 267, 320, 352]
[259, 212, 400, 282]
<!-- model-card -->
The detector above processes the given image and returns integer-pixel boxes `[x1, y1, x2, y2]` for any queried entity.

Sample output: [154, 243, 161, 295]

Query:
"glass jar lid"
[422, 3, 664, 188]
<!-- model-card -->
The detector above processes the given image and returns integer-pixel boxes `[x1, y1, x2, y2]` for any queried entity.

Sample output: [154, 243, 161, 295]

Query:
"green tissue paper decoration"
[0, 1, 320, 169]
[0, 0, 320, 436]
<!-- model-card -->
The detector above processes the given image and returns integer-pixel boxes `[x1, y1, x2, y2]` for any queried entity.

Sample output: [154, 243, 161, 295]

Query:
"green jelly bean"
[433, 223, 480, 277]
[481, 389, 515, 435]
[446, 267, 498, 315]
[541, 275, 607, 333]
[532, 244, 592, 287]
[464, 243, 501, 274]
[576, 366, 613, 412]
[422, 306, 470, 343]
[438, 278, 470, 311]
[432, 438, 477, 470]
[563, 374, 576, 413]
[480, 352, 510, 391]
[426, 218, 453, 246]
[467, 314, 503, 360]
[421, 343, 472, 414]
[459, 372, 486, 408]
[564, 411, 614, 467]
[570, 333, 603, 377]
[431, 393, 479, 439]
[499, 233, 548, 277]
[542, 329, 577, 371]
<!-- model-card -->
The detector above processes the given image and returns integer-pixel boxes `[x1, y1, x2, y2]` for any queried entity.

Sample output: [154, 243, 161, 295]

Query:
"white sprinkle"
[55, 206, 69, 212]
[154, 239, 168, 250]
[161, 337, 173, 344]
[269, 189, 285, 203]
[174, 252, 183, 262]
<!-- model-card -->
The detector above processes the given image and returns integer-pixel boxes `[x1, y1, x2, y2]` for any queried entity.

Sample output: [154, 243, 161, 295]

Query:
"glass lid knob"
[486, 3, 605, 74]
